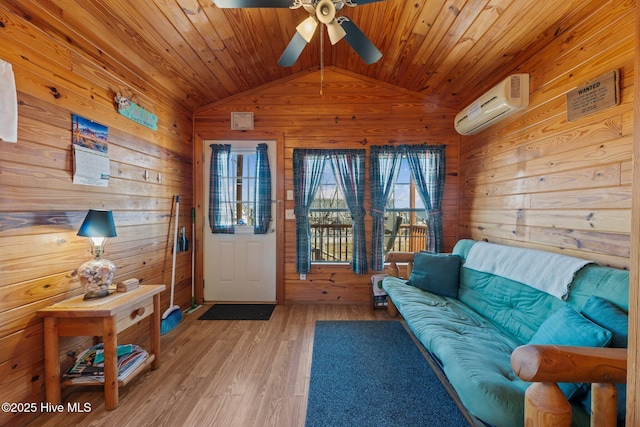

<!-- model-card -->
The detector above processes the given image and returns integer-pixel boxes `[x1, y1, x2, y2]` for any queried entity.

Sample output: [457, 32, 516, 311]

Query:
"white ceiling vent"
[454, 74, 530, 135]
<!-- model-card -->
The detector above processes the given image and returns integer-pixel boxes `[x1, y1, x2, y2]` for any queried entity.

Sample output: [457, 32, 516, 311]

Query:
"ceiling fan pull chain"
[320, 23, 324, 95]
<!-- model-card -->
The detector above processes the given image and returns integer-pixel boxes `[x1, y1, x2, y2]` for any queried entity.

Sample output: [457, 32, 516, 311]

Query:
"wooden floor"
[29, 304, 393, 427]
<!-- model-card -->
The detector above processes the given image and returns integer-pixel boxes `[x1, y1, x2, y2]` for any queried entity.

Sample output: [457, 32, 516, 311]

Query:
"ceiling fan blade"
[278, 32, 308, 67]
[338, 18, 382, 64]
[213, 0, 293, 8]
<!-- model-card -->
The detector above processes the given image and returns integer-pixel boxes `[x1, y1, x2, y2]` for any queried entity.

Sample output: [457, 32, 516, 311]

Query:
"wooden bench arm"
[384, 251, 415, 264]
[511, 345, 627, 427]
[384, 251, 414, 278]
[383, 252, 415, 316]
[511, 344, 627, 384]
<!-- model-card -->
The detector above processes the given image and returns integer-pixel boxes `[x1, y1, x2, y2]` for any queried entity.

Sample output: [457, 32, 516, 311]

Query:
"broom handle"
[191, 207, 195, 303]
[170, 195, 180, 307]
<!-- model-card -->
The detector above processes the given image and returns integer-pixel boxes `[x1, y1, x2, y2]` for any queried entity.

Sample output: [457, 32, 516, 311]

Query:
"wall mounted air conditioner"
[454, 73, 530, 135]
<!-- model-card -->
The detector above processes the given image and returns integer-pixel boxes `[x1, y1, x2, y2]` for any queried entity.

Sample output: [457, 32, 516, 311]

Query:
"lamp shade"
[296, 16, 318, 43]
[327, 20, 346, 45]
[77, 210, 117, 237]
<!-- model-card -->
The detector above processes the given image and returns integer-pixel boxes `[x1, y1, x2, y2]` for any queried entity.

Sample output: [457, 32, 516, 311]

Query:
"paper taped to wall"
[0, 59, 18, 143]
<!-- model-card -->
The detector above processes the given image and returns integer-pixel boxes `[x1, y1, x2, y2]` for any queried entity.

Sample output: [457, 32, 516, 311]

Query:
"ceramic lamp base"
[78, 257, 115, 300]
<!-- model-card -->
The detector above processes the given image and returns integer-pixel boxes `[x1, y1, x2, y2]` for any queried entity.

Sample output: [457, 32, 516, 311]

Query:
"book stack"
[64, 343, 148, 384]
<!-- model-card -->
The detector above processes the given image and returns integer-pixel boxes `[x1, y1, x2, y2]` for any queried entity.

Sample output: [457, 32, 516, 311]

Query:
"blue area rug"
[305, 321, 469, 427]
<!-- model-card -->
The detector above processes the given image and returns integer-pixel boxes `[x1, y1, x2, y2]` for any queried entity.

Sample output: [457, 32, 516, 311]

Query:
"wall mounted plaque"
[566, 70, 619, 121]
[231, 112, 254, 130]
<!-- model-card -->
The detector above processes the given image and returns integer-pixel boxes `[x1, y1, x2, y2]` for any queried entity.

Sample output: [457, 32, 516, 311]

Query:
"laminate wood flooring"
[29, 304, 392, 427]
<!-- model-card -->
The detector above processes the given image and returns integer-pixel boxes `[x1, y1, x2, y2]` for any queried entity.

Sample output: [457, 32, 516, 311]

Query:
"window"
[293, 148, 367, 274]
[370, 144, 446, 271]
[384, 157, 428, 253]
[209, 143, 271, 235]
[226, 150, 257, 229]
[309, 164, 351, 262]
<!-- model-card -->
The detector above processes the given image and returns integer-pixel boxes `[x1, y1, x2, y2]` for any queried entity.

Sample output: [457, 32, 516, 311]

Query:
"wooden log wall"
[458, 0, 636, 270]
[194, 68, 459, 304]
[0, 5, 194, 426]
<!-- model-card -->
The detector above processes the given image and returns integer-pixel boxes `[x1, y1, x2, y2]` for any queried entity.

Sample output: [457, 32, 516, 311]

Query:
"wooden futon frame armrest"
[385, 251, 414, 278]
[511, 344, 627, 427]
[383, 252, 414, 317]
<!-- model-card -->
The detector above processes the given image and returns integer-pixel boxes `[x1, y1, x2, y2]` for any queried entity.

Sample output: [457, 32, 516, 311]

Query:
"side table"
[37, 284, 165, 410]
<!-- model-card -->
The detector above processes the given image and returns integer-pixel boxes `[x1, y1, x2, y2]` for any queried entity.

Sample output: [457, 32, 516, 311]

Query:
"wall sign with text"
[114, 93, 158, 130]
[566, 70, 620, 122]
[231, 112, 254, 130]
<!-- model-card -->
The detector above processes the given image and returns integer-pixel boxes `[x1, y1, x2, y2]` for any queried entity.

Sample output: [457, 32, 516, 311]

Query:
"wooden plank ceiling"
[5, 0, 603, 111]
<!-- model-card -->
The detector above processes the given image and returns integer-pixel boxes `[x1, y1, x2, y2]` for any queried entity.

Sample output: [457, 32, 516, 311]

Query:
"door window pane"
[226, 151, 257, 227]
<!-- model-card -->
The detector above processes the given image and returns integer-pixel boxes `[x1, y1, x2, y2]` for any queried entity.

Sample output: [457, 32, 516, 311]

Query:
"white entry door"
[203, 140, 276, 302]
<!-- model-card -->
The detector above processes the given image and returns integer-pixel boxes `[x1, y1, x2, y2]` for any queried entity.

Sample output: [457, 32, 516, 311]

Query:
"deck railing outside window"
[387, 224, 427, 253]
[310, 224, 428, 261]
[311, 224, 352, 261]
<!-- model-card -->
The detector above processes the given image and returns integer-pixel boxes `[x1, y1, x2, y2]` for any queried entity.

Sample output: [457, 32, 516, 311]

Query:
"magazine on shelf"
[64, 343, 148, 383]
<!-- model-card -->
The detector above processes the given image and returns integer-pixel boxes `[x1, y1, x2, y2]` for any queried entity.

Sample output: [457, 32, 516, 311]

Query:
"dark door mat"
[198, 304, 276, 321]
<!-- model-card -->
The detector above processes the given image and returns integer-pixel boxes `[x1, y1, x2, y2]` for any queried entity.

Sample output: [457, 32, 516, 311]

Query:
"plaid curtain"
[254, 143, 272, 234]
[293, 149, 326, 274]
[209, 144, 234, 234]
[369, 145, 403, 270]
[330, 149, 367, 274]
[404, 144, 446, 252]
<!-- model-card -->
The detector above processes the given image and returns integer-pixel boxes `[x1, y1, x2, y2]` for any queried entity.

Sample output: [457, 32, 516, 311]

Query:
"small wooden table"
[37, 284, 165, 410]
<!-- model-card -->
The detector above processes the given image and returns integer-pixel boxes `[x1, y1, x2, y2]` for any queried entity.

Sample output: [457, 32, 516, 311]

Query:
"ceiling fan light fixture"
[326, 20, 346, 45]
[296, 15, 318, 43]
[316, 0, 336, 24]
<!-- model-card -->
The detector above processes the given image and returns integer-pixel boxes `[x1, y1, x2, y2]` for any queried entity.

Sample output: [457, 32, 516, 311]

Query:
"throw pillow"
[406, 252, 462, 298]
[580, 295, 628, 348]
[528, 305, 612, 400]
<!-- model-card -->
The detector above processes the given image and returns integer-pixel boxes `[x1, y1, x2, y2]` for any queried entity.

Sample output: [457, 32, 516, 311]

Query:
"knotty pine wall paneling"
[0, 7, 193, 425]
[194, 67, 459, 305]
[627, 0, 639, 423]
[458, 0, 635, 270]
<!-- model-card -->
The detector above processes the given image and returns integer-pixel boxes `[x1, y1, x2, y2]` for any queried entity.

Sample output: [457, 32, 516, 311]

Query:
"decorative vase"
[78, 257, 115, 299]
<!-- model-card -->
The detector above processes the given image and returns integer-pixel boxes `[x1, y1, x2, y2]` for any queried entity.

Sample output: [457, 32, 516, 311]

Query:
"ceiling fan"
[214, 0, 384, 67]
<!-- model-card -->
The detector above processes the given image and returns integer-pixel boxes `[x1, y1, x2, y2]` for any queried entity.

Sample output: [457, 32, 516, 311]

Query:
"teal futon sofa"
[382, 239, 629, 427]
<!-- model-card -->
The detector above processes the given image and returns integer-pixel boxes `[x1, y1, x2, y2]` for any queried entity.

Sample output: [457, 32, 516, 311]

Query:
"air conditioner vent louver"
[454, 74, 530, 135]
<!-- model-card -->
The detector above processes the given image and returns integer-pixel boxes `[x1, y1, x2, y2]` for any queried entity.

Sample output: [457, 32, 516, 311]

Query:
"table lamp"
[77, 209, 117, 299]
